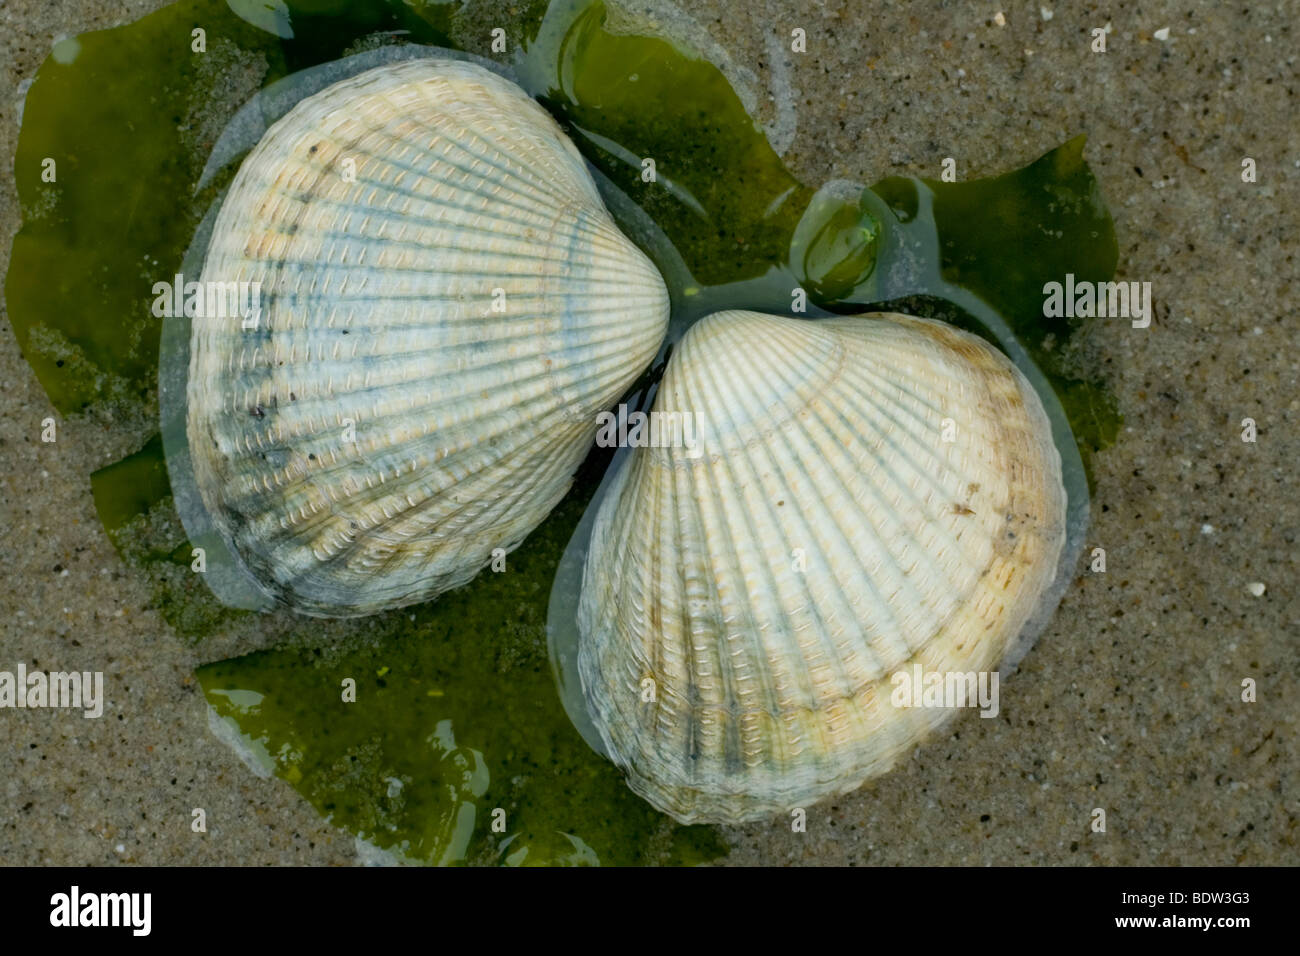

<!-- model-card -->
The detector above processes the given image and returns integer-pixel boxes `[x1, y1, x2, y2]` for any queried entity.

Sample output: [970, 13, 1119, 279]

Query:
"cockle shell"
[576, 310, 1067, 824]
[187, 58, 668, 617]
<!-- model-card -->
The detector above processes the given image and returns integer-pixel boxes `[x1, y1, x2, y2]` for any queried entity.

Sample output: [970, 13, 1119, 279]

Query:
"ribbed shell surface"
[576, 311, 1066, 823]
[187, 58, 668, 616]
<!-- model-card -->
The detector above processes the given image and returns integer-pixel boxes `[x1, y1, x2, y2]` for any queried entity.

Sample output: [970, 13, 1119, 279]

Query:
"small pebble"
[1040, 6, 1053, 21]
[994, 11, 1006, 27]
[1153, 27, 1170, 42]
[1201, 524, 1215, 535]
[1246, 582, 1266, 597]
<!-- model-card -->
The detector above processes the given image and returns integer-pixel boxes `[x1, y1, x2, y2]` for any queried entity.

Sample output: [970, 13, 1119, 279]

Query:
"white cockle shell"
[576, 310, 1067, 824]
[187, 58, 668, 617]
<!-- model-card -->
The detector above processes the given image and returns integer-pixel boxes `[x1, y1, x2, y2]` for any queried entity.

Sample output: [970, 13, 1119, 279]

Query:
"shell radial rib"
[576, 310, 1067, 824]
[187, 58, 668, 617]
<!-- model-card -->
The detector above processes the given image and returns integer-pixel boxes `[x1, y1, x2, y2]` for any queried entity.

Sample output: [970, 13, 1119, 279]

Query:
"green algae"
[7, 0, 287, 417]
[10, 0, 1123, 865]
[200, 452, 725, 866]
[788, 188, 880, 303]
[91, 436, 249, 640]
[90, 434, 172, 541]
[867, 136, 1121, 480]
[517, 0, 814, 286]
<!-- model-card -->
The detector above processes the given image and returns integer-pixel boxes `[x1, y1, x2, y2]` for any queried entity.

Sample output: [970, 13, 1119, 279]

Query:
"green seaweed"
[91, 435, 250, 638]
[865, 135, 1122, 476]
[788, 190, 880, 303]
[7, 0, 288, 416]
[516, 0, 814, 285]
[90, 434, 172, 540]
[8, 0, 1123, 865]
[199, 467, 725, 866]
